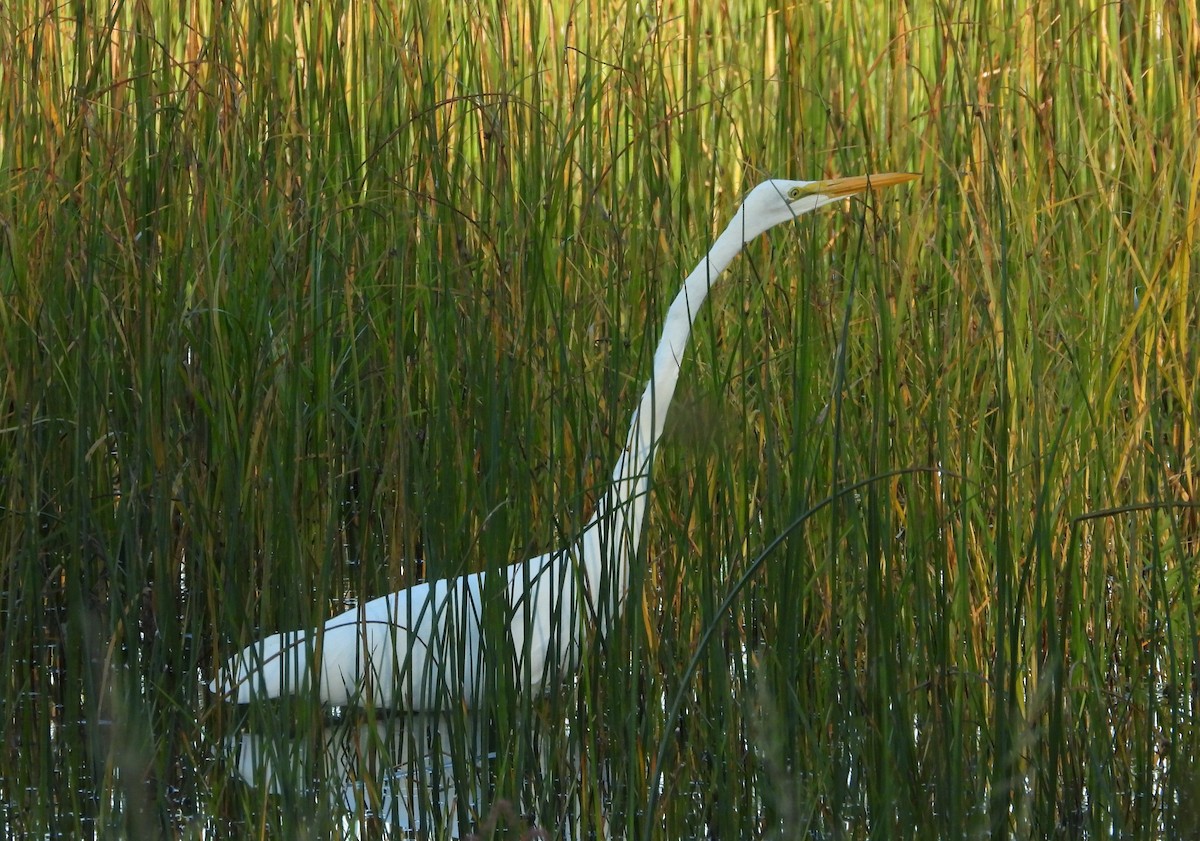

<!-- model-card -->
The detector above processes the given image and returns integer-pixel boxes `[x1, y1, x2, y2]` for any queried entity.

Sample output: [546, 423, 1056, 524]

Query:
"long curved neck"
[581, 220, 750, 617]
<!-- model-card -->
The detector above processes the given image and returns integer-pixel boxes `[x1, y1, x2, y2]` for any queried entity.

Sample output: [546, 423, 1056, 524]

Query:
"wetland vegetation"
[1, 0, 1198, 837]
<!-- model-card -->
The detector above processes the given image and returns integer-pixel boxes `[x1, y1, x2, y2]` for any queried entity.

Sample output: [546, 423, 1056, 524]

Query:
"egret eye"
[787, 186, 805, 200]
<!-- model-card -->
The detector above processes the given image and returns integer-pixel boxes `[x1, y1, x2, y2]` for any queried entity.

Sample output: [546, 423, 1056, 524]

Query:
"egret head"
[734, 172, 919, 241]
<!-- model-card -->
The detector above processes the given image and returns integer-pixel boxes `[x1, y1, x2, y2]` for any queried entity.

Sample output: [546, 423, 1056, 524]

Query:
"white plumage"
[210, 174, 919, 710]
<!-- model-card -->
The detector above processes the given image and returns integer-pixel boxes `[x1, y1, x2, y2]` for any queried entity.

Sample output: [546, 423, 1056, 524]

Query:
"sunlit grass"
[2, 0, 1198, 837]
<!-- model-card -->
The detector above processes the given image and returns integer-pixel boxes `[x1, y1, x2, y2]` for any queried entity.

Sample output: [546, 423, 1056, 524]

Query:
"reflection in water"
[225, 711, 561, 838]
[230, 713, 482, 837]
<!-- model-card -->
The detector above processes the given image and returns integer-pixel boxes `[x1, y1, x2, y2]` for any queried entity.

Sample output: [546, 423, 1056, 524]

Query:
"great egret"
[211, 173, 918, 708]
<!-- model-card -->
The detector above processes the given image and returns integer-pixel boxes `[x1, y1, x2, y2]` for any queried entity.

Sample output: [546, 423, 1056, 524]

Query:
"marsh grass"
[2, 0, 1199, 837]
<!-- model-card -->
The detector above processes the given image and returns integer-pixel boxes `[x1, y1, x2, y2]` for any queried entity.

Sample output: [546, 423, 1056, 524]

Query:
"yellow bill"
[805, 172, 920, 198]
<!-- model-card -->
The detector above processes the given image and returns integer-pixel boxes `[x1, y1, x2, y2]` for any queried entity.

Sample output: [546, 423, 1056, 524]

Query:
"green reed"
[1, 0, 1198, 837]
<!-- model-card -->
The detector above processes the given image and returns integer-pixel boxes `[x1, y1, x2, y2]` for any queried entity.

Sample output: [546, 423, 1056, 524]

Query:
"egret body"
[211, 173, 918, 708]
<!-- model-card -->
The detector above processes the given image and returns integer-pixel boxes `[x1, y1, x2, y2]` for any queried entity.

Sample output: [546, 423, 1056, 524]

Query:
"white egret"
[210, 173, 918, 708]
